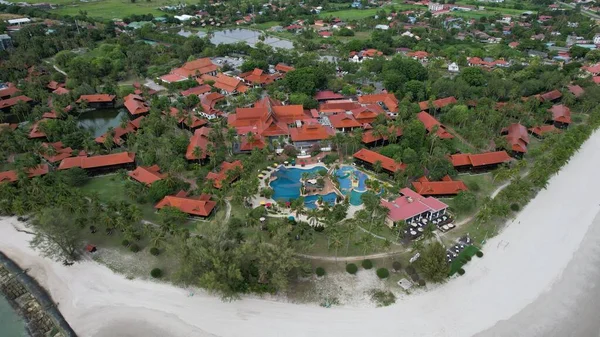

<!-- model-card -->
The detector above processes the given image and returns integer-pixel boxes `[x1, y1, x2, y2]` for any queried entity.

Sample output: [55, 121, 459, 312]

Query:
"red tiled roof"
[328, 113, 361, 129]
[548, 104, 571, 124]
[28, 119, 49, 139]
[95, 116, 144, 145]
[0, 95, 32, 109]
[170, 58, 219, 79]
[289, 123, 334, 142]
[314, 91, 345, 101]
[417, 111, 454, 139]
[239, 133, 266, 151]
[58, 152, 135, 170]
[128, 165, 166, 186]
[358, 93, 399, 112]
[77, 94, 116, 103]
[47, 81, 64, 90]
[181, 85, 212, 96]
[52, 87, 70, 95]
[123, 94, 150, 116]
[583, 63, 600, 75]
[567, 85, 584, 98]
[361, 126, 403, 144]
[0, 164, 49, 183]
[412, 175, 468, 196]
[41, 141, 79, 163]
[213, 74, 248, 94]
[320, 100, 362, 113]
[353, 148, 406, 173]
[0, 84, 20, 98]
[418, 96, 457, 110]
[155, 193, 216, 217]
[160, 74, 187, 83]
[540, 90, 562, 102]
[529, 125, 558, 137]
[450, 151, 511, 168]
[206, 160, 243, 189]
[502, 123, 529, 153]
[240, 68, 276, 86]
[186, 127, 212, 160]
[275, 63, 295, 73]
[382, 188, 448, 222]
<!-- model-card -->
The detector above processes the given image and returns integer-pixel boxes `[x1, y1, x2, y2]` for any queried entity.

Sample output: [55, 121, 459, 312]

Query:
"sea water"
[0, 295, 27, 337]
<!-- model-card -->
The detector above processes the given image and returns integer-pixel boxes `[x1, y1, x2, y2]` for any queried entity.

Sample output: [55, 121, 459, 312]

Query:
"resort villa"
[128, 165, 167, 186]
[412, 175, 468, 197]
[381, 188, 449, 228]
[450, 151, 512, 171]
[186, 127, 212, 161]
[159, 58, 219, 83]
[353, 148, 406, 175]
[76, 94, 116, 109]
[206, 160, 243, 189]
[417, 111, 454, 139]
[0, 164, 49, 183]
[155, 191, 217, 218]
[58, 152, 136, 174]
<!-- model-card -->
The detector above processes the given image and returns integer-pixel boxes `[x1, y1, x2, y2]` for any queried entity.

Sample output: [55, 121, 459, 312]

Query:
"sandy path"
[3, 131, 600, 337]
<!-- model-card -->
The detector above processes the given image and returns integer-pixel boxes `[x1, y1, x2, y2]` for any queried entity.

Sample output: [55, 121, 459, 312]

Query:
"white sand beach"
[3, 130, 600, 337]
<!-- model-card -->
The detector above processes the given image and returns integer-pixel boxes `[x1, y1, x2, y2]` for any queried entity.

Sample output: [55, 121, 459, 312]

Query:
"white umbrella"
[259, 217, 266, 222]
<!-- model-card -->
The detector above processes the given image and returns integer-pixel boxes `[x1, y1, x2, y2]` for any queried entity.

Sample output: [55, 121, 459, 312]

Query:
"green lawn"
[449, 244, 480, 275]
[79, 174, 160, 222]
[318, 8, 380, 20]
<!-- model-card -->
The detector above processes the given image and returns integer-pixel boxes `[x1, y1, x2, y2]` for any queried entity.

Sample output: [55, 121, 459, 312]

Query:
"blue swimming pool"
[304, 192, 338, 209]
[336, 166, 369, 206]
[270, 166, 328, 201]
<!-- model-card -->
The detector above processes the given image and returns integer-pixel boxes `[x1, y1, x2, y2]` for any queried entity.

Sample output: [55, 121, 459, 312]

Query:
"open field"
[5, 0, 179, 19]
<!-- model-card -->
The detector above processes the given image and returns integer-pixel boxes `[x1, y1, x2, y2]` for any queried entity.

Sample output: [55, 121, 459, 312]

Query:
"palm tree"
[307, 208, 320, 226]
[149, 229, 167, 248]
[192, 146, 203, 164]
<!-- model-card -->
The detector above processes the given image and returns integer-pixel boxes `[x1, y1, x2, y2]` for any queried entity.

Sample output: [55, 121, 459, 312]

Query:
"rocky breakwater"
[0, 252, 77, 337]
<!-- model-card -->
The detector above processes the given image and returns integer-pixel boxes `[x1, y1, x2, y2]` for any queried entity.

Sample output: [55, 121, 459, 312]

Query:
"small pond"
[177, 28, 294, 50]
[78, 108, 126, 137]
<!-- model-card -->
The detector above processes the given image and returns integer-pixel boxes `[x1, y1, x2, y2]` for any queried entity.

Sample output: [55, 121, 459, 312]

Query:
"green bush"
[476, 251, 484, 258]
[418, 279, 426, 287]
[362, 259, 373, 269]
[466, 256, 472, 261]
[346, 263, 358, 275]
[121, 239, 129, 247]
[315, 267, 326, 277]
[150, 247, 160, 256]
[370, 290, 396, 307]
[458, 268, 465, 275]
[392, 261, 402, 271]
[376, 268, 389, 279]
[129, 243, 140, 253]
[510, 203, 520, 211]
[150, 268, 162, 278]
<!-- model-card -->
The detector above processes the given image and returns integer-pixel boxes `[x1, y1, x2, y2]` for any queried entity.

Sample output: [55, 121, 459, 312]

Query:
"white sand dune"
[3, 131, 600, 337]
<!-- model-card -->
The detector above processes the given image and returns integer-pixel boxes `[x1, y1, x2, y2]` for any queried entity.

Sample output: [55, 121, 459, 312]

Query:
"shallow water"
[0, 295, 27, 337]
[78, 108, 126, 137]
[177, 28, 294, 50]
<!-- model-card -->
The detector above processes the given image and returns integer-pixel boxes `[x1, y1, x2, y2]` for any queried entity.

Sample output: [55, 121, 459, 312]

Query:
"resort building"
[314, 91, 345, 102]
[155, 191, 217, 218]
[274, 63, 295, 75]
[328, 113, 361, 132]
[164, 107, 208, 131]
[186, 127, 212, 161]
[539, 89, 562, 103]
[529, 125, 558, 138]
[418, 96, 457, 111]
[128, 165, 166, 186]
[206, 160, 243, 189]
[180, 85, 212, 97]
[353, 148, 406, 174]
[361, 126, 403, 147]
[202, 73, 249, 95]
[548, 104, 571, 128]
[0, 164, 49, 184]
[240, 68, 278, 87]
[40, 142, 85, 164]
[357, 93, 399, 113]
[567, 84, 585, 98]
[381, 188, 449, 227]
[412, 175, 468, 197]
[124, 94, 150, 117]
[76, 94, 116, 108]
[28, 119, 49, 139]
[501, 123, 530, 155]
[289, 122, 335, 151]
[450, 151, 512, 171]
[417, 111, 454, 139]
[0, 83, 20, 99]
[351, 105, 385, 124]
[160, 58, 219, 83]
[95, 116, 144, 146]
[198, 92, 225, 120]
[0, 95, 33, 112]
[58, 152, 136, 174]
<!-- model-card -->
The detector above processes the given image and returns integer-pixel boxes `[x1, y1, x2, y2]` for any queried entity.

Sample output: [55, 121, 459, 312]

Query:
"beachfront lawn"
[449, 245, 481, 276]
[78, 174, 160, 223]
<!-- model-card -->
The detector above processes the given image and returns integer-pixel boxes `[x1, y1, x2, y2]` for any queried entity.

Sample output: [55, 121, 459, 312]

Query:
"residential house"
[381, 188, 449, 227]
[417, 111, 454, 139]
[206, 160, 243, 189]
[274, 63, 295, 75]
[58, 152, 136, 174]
[155, 191, 217, 218]
[412, 175, 468, 197]
[128, 165, 167, 186]
[407, 51, 429, 63]
[450, 151, 512, 171]
[186, 127, 212, 161]
[548, 104, 571, 128]
[448, 62, 460, 72]
[353, 148, 406, 175]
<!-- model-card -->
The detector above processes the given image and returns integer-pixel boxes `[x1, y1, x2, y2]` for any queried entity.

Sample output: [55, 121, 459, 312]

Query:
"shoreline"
[1, 130, 600, 336]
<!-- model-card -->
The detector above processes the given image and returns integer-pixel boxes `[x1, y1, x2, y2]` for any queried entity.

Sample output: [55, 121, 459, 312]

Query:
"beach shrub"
[121, 239, 130, 247]
[129, 243, 140, 253]
[510, 203, 520, 211]
[362, 259, 373, 269]
[150, 247, 160, 256]
[476, 251, 484, 258]
[370, 290, 396, 307]
[150, 268, 162, 278]
[418, 279, 426, 287]
[346, 263, 358, 275]
[392, 261, 402, 271]
[458, 268, 465, 275]
[376, 268, 389, 279]
[315, 267, 326, 277]
[406, 266, 416, 275]
[466, 256, 472, 261]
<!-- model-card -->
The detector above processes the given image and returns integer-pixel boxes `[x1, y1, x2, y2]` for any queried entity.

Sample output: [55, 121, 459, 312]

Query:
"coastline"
[1, 129, 600, 336]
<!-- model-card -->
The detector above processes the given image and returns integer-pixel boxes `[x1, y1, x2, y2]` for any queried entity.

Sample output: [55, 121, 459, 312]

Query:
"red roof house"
[240, 68, 277, 86]
[128, 165, 167, 186]
[548, 104, 571, 127]
[0, 95, 33, 110]
[328, 113, 361, 131]
[161, 58, 219, 83]
[289, 122, 334, 143]
[567, 85, 584, 98]
[41, 142, 83, 163]
[123, 94, 150, 116]
[95, 116, 145, 146]
[529, 125, 559, 138]
[502, 123, 530, 154]
[0, 83, 20, 99]
[155, 191, 216, 218]
[353, 148, 406, 174]
[58, 152, 136, 171]
[381, 188, 448, 225]
[206, 160, 243, 189]
[186, 127, 212, 160]
[417, 111, 454, 139]
[450, 151, 512, 169]
[181, 85, 212, 97]
[412, 175, 468, 197]
[314, 91, 345, 101]
[0, 164, 49, 183]
[77, 94, 116, 104]
[358, 93, 399, 112]
[418, 96, 457, 111]
[275, 63, 295, 74]
[540, 90, 562, 102]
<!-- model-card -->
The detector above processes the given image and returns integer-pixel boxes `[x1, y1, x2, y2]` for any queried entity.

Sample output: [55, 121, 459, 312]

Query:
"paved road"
[559, 1, 600, 20]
